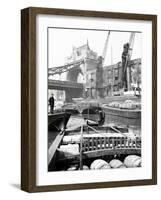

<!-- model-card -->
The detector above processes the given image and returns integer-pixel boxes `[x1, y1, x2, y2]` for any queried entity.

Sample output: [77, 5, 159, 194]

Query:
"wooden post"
[80, 125, 83, 170]
[112, 137, 115, 149]
[124, 137, 127, 148]
[115, 137, 119, 148]
[135, 137, 138, 148]
[100, 137, 102, 149]
[128, 138, 131, 148]
[108, 138, 111, 148]
[87, 138, 90, 151]
[120, 137, 122, 148]
[104, 137, 107, 149]
[91, 137, 94, 150]
[95, 137, 98, 150]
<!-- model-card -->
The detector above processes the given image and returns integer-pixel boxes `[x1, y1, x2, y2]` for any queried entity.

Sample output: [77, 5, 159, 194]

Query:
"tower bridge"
[48, 36, 141, 102]
[48, 42, 99, 101]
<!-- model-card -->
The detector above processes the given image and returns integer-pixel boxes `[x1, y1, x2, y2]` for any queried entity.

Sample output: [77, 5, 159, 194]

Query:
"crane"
[102, 31, 110, 66]
[123, 32, 135, 74]
[122, 32, 135, 91]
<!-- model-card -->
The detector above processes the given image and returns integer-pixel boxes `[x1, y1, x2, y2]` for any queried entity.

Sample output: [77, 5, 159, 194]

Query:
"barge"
[102, 105, 141, 119]
[48, 117, 141, 171]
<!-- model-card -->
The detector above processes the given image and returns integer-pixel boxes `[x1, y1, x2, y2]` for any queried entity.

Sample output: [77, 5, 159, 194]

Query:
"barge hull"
[103, 106, 141, 119]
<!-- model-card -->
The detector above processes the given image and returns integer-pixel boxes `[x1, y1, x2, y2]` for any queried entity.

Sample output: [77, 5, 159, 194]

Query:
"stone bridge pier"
[65, 88, 83, 102]
[48, 79, 84, 102]
[65, 64, 85, 101]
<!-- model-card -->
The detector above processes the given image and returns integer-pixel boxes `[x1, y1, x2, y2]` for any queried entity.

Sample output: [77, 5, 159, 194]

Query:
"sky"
[48, 28, 142, 68]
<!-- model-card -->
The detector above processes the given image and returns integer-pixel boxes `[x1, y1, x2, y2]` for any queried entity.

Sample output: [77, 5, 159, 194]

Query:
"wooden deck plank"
[83, 148, 141, 158]
[57, 148, 141, 162]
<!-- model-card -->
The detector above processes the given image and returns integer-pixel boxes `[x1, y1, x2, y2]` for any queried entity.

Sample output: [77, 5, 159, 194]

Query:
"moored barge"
[102, 105, 141, 119]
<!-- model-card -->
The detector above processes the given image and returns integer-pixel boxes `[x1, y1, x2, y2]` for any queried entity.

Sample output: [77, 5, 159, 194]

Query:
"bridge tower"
[65, 41, 99, 100]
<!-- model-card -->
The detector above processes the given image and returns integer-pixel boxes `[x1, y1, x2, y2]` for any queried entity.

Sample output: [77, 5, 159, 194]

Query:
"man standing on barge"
[49, 94, 55, 114]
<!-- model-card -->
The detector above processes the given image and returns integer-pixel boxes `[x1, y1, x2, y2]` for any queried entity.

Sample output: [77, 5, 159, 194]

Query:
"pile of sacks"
[90, 155, 141, 170]
[67, 155, 141, 171]
[108, 100, 141, 110]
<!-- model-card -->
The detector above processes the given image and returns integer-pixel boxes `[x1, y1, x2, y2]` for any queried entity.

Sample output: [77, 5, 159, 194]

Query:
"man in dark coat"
[49, 94, 55, 114]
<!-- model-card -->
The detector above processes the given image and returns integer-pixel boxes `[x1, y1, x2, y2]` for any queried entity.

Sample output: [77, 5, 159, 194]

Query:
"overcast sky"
[48, 28, 142, 68]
